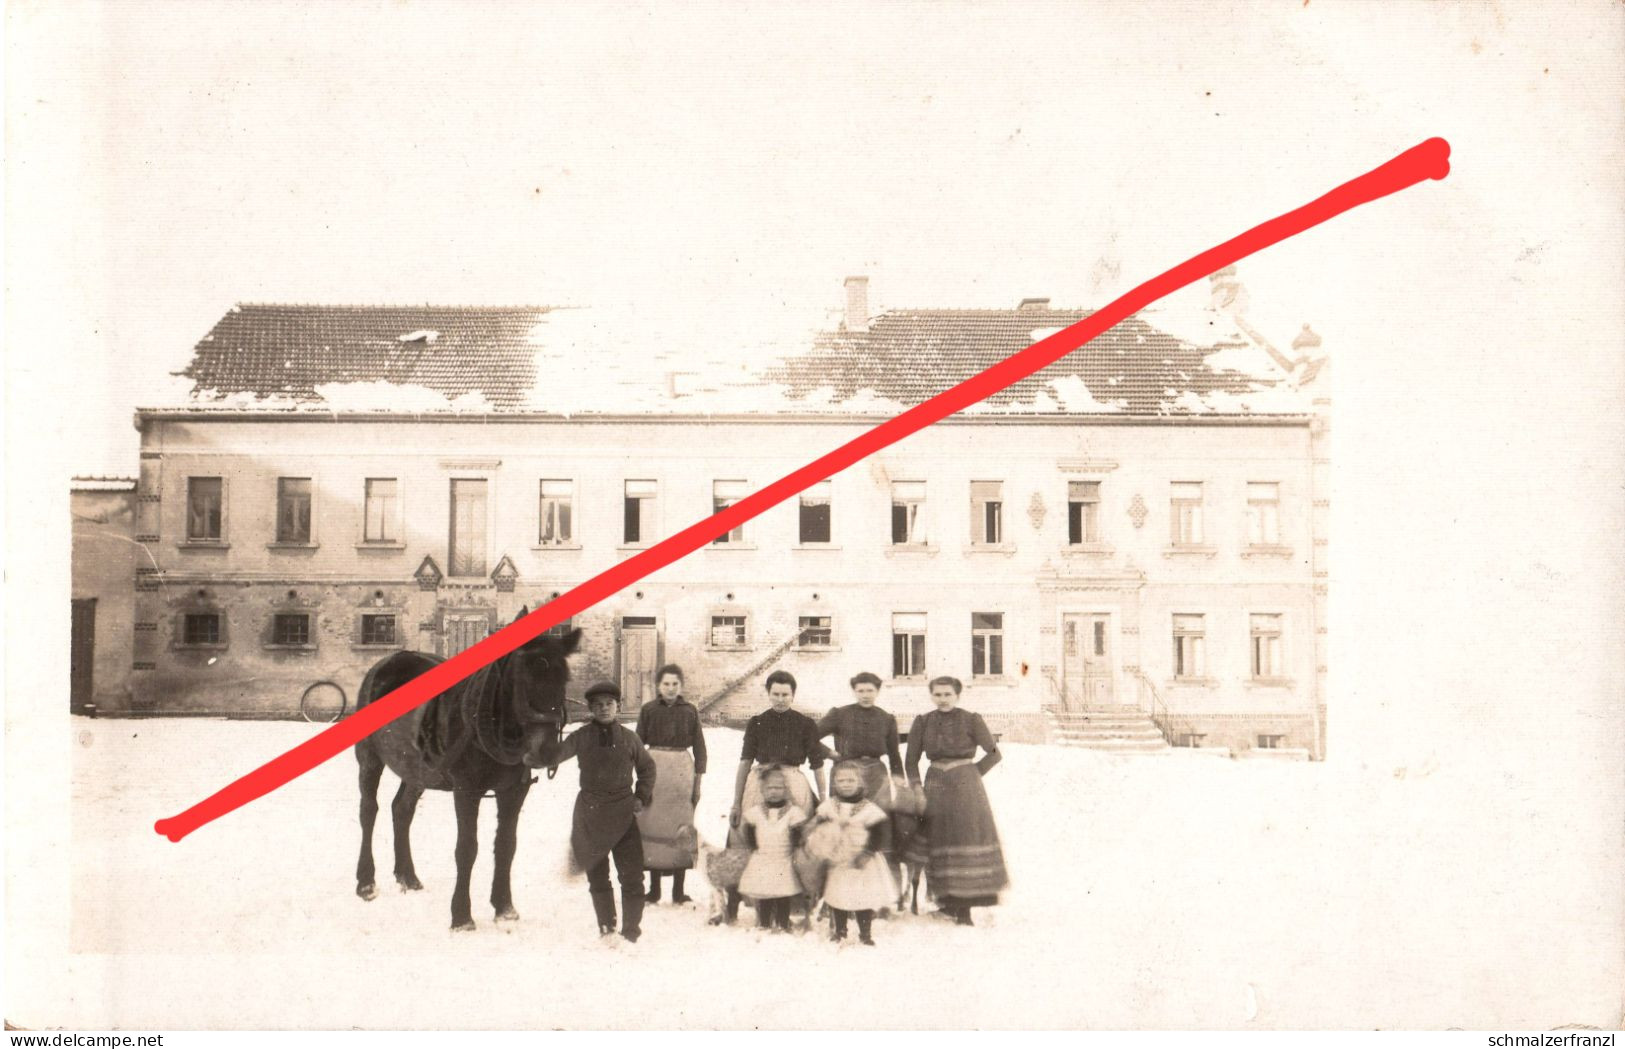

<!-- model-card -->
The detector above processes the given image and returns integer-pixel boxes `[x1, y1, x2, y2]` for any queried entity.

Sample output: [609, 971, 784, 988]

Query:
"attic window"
[397, 330, 439, 344]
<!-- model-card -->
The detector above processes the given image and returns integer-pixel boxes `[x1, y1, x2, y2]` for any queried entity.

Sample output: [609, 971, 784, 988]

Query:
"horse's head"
[501, 606, 580, 766]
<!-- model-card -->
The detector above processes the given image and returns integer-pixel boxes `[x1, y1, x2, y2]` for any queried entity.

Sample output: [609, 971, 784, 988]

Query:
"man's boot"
[644, 873, 662, 905]
[590, 890, 617, 936]
[620, 888, 645, 943]
[670, 869, 691, 904]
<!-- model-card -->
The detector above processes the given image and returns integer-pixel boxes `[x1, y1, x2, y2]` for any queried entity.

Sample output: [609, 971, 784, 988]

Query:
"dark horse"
[354, 608, 580, 930]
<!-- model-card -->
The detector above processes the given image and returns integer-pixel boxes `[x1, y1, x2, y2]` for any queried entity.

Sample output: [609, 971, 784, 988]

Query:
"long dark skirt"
[903, 763, 1008, 904]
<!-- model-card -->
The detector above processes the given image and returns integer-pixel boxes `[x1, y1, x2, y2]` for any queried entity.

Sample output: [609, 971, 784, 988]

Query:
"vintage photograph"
[8, 0, 1624, 1035]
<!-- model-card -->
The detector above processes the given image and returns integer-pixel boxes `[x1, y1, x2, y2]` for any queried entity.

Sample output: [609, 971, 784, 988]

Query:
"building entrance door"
[444, 613, 491, 656]
[1062, 613, 1118, 710]
[618, 617, 660, 715]
[71, 598, 96, 714]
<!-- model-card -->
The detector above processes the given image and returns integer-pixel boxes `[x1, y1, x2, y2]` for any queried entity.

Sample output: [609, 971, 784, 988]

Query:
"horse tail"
[354, 661, 383, 762]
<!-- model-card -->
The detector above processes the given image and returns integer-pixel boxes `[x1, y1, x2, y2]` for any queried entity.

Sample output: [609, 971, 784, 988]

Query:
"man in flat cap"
[542, 681, 657, 942]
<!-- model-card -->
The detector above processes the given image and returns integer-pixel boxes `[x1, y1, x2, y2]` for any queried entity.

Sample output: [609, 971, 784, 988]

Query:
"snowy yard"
[58, 718, 1618, 1030]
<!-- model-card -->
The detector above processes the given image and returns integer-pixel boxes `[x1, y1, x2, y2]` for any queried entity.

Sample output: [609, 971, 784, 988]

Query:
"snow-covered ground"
[56, 719, 1620, 1029]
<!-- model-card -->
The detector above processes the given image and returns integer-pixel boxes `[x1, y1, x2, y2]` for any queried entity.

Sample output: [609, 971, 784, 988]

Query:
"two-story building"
[112, 275, 1330, 755]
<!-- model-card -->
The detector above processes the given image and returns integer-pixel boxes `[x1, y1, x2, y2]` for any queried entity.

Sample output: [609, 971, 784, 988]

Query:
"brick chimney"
[844, 276, 870, 333]
[1018, 297, 1050, 311]
[1209, 265, 1249, 315]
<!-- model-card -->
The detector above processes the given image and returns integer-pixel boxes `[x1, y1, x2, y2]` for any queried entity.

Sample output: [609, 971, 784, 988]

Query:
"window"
[971, 612, 1004, 677]
[538, 479, 574, 545]
[187, 477, 223, 541]
[623, 480, 657, 545]
[798, 615, 833, 648]
[712, 480, 748, 544]
[1177, 733, 1207, 748]
[272, 613, 312, 646]
[449, 479, 489, 577]
[361, 614, 397, 646]
[1171, 482, 1204, 545]
[892, 612, 927, 677]
[1247, 482, 1281, 546]
[970, 481, 1003, 545]
[1250, 613, 1284, 678]
[183, 612, 222, 646]
[276, 478, 313, 543]
[544, 617, 576, 639]
[363, 479, 399, 543]
[799, 480, 833, 543]
[891, 481, 927, 545]
[1173, 613, 1207, 679]
[710, 614, 747, 648]
[1068, 481, 1101, 544]
[1257, 734, 1285, 750]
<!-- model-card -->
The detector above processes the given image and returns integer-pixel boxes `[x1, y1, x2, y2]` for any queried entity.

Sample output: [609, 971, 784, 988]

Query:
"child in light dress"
[811, 760, 897, 945]
[736, 768, 809, 932]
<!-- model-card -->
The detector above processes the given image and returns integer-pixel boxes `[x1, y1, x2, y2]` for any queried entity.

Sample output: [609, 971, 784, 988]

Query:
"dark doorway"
[71, 598, 97, 714]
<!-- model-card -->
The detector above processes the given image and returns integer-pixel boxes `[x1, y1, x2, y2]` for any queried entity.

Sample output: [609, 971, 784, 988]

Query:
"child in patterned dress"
[813, 760, 897, 945]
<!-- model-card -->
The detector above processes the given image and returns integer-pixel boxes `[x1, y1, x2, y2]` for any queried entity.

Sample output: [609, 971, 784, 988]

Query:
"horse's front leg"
[490, 779, 531, 921]
[392, 781, 425, 891]
[450, 789, 482, 931]
[355, 743, 385, 900]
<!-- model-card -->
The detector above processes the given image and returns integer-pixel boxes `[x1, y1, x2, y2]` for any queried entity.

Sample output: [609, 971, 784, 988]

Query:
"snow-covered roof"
[175, 304, 550, 409]
[156, 299, 1321, 419]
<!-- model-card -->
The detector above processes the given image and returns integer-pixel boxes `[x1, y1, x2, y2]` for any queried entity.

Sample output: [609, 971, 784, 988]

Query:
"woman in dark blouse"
[903, 675, 1008, 925]
[636, 664, 707, 905]
[818, 671, 905, 874]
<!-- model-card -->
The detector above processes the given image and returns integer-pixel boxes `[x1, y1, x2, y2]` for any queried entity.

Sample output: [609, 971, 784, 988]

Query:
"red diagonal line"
[155, 137, 1450, 841]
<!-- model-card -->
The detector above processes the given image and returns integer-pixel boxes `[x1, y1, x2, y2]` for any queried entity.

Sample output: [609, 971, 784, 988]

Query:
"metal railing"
[1129, 667, 1181, 747]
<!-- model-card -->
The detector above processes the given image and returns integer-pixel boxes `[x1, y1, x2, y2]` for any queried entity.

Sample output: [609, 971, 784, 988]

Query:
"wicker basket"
[703, 845, 752, 891]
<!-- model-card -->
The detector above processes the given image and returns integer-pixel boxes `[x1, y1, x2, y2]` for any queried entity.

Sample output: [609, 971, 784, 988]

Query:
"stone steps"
[1045, 708, 1173, 754]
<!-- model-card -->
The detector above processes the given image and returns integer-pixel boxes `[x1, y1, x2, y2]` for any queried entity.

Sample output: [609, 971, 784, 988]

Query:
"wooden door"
[444, 613, 490, 657]
[618, 617, 659, 714]
[1062, 613, 1117, 710]
[71, 598, 96, 714]
[1082, 613, 1119, 706]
